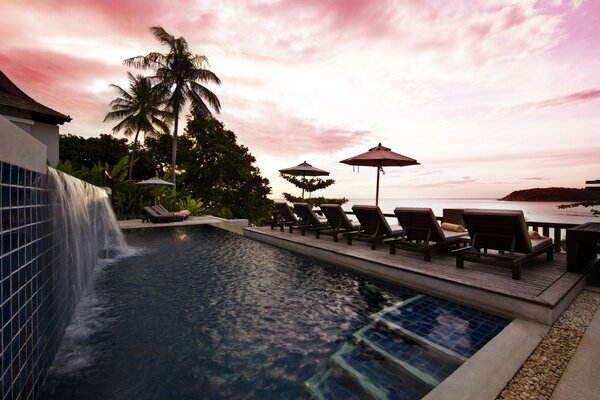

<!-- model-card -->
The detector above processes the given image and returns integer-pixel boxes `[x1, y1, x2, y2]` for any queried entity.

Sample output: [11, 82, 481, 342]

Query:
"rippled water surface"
[40, 225, 418, 399]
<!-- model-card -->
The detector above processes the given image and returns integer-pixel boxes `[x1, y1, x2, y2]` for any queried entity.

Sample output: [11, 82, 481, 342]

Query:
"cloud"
[231, 114, 371, 156]
[517, 89, 600, 110]
[393, 177, 479, 189]
[427, 146, 600, 167]
[0, 49, 122, 129]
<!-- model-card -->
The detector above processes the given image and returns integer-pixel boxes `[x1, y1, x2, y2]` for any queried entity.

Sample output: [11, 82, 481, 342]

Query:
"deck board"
[244, 227, 585, 315]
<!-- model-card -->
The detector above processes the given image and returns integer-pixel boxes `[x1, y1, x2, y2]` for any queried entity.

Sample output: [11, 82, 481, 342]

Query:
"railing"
[343, 211, 577, 253]
[526, 221, 578, 252]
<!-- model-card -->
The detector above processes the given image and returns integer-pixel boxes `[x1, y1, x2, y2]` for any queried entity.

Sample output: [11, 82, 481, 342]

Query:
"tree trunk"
[171, 110, 179, 187]
[129, 128, 141, 181]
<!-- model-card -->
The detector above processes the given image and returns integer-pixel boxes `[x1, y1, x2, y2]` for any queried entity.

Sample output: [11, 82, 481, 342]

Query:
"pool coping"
[118, 215, 249, 232]
[423, 319, 550, 400]
[242, 227, 559, 399]
[243, 227, 586, 325]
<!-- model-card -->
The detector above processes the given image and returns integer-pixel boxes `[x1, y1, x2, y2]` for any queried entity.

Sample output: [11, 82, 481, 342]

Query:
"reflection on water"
[39, 226, 420, 400]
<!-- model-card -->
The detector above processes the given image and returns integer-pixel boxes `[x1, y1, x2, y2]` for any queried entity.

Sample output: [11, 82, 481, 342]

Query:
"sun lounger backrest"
[443, 208, 464, 225]
[155, 204, 170, 214]
[152, 205, 169, 215]
[320, 204, 354, 230]
[394, 207, 445, 243]
[351, 205, 393, 235]
[293, 203, 321, 226]
[462, 209, 532, 254]
[275, 202, 298, 223]
[144, 206, 160, 217]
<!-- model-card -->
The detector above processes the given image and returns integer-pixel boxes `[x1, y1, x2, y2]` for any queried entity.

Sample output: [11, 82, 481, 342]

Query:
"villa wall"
[0, 115, 74, 400]
[0, 110, 60, 167]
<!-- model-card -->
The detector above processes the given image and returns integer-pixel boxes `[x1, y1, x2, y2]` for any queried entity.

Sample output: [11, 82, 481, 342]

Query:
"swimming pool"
[39, 225, 508, 399]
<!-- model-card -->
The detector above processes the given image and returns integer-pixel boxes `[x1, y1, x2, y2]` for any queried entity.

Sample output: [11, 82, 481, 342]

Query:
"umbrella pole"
[375, 165, 380, 206]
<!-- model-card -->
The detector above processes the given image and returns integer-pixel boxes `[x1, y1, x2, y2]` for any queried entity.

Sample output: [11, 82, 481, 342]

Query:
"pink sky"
[2, 0, 599, 199]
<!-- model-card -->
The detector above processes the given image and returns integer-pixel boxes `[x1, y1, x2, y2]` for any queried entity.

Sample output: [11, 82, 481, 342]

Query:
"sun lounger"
[271, 202, 302, 232]
[388, 208, 469, 261]
[346, 205, 403, 250]
[442, 208, 464, 225]
[293, 203, 329, 236]
[154, 204, 190, 219]
[315, 204, 360, 242]
[142, 206, 186, 223]
[455, 209, 554, 280]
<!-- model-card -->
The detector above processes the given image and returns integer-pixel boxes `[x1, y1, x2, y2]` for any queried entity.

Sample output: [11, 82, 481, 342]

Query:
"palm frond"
[150, 26, 175, 47]
[187, 81, 222, 113]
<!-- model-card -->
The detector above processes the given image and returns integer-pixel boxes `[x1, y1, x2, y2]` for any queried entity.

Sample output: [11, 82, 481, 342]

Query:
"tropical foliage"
[104, 72, 171, 180]
[179, 113, 272, 223]
[59, 134, 128, 169]
[279, 173, 347, 206]
[281, 194, 348, 207]
[59, 116, 272, 223]
[558, 200, 600, 216]
[124, 26, 221, 186]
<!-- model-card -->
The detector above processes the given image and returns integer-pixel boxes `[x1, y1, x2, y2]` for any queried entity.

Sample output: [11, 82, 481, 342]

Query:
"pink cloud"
[518, 89, 600, 110]
[252, 0, 396, 36]
[224, 105, 371, 156]
[0, 49, 122, 126]
[428, 146, 600, 167]
[15, 0, 189, 36]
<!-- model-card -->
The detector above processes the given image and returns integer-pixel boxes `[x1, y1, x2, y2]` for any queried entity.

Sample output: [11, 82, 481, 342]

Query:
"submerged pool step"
[372, 294, 509, 361]
[331, 343, 431, 400]
[305, 368, 373, 400]
[353, 323, 463, 387]
[304, 294, 510, 399]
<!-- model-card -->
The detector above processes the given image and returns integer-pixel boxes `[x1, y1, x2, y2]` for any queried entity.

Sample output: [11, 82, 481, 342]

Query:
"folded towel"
[528, 230, 545, 240]
[174, 210, 191, 217]
[441, 222, 465, 232]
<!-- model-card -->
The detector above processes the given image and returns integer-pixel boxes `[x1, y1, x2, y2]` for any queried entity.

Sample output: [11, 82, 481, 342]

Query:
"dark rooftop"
[0, 69, 71, 125]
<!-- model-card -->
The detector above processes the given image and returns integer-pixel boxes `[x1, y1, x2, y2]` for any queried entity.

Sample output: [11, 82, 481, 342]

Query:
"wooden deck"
[244, 226, 592, 324]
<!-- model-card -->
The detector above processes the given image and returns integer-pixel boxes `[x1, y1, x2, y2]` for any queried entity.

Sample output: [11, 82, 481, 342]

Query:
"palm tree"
[104, 73, 171, 181]
[125, 26, 222, 186]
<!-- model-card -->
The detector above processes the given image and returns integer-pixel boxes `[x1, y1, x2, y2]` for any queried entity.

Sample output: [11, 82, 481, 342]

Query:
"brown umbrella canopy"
[340, 143, 419, 206]
[279, 161, 330, 199]
[279, 161, 330, 177]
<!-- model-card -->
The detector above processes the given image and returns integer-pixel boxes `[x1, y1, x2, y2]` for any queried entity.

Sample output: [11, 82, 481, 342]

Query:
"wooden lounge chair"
[455, 209, 554, 280]
[271, 202, 301, 232]
[388, 208, 469, 261]
[293, 203, 329, 236]
[442, 208, 464, 225]
[142, 206, 186, 223]
[315, 204, 360, 242]
[346, 205, 403, 250]
[154, 204, 190, 219]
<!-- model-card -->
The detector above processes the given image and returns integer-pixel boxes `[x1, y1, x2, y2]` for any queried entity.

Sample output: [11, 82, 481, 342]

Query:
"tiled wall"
[0, 161, 71, 400]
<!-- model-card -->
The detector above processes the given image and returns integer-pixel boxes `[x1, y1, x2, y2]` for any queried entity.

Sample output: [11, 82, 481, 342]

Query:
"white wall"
[0, 114, 47, 173]
[30, 122, 59, 166]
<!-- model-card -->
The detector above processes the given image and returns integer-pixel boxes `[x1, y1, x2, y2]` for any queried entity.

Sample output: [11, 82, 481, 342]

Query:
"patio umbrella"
[340, 143, 419, 206]
[136, 177, 174, 205]
[279, 161, 330, 199]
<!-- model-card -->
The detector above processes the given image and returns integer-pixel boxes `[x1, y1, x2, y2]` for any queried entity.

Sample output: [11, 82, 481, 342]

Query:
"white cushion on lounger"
[530, 237, 552, 252]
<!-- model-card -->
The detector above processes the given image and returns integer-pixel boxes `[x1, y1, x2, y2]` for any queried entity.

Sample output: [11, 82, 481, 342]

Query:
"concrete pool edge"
[242, 227, 583, 325]
[242, 228, 553, 399]
[118, 215, 249, 233]
[423, 319, 550, 400]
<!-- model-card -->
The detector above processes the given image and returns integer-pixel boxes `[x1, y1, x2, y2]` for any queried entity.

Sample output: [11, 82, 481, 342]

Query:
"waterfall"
[47, 168, 127, 300]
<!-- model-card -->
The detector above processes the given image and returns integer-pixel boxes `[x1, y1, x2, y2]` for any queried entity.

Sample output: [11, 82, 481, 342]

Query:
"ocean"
[344, 198, 598, 225]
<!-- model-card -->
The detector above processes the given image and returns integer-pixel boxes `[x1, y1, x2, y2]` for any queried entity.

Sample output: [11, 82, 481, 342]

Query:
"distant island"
[500, 187, 600, 202]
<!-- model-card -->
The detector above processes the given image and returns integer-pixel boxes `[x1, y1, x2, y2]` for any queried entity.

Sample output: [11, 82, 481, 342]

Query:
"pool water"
[39, 226, 508, 399]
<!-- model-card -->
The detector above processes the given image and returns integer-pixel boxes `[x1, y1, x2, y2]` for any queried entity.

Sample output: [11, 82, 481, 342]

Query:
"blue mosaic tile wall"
[0, 161, 74, 400]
